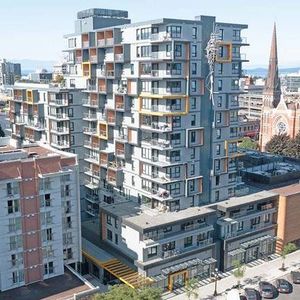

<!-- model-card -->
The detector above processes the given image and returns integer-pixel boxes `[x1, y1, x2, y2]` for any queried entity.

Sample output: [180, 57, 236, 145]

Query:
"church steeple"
[264, 23, 281, 108]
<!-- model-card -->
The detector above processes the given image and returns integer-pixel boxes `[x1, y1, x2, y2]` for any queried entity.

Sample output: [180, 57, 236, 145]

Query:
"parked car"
[259, 281, 277, 299]
[244, 288, 261, 300]
[291, 271, 300, 283]
[275, 278, 292, 293]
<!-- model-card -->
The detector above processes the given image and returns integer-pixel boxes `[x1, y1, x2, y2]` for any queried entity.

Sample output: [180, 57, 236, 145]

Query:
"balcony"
[108, 161, 124, 170]
[82, 98, 98, 108]
[85, 194, 99, 204]
[114, 54, 124, 62]
[49, 113, 69, 120]
[150, 51, 173, 60]
[90, 56, 97, 63]
[141, 122, 172, 132]
[84, 153, 99, 164]
[83, 127, 97, 135]
[106, 38, 114, 47]
[83, 112, 97, 121]
[51, 127, 69, 134]
[51, 140, 70, 149]
[84, 140, 99, 149]
[141, 138, 172, 150]
[49, 99, 68, 106]
[106, 70, 115, 78]
[75, 57, 82, 64]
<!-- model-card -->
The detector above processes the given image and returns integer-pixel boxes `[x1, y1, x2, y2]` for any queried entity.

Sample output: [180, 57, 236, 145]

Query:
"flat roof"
[272, 183, 300, 197]
[124, 205, 215, 231]
[0, 268, 91, 300]
[216, 190, 278, 210]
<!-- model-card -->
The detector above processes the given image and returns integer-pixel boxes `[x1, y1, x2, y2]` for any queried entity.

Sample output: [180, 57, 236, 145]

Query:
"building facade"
[259, 25, 300, 150]
[0, 58, 21, 86]
[60, 9, 248, 220]
[0, 141, 81, 292]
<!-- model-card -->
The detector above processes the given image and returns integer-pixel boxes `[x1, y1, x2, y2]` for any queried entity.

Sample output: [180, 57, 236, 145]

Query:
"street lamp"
[213, 268, 219, 296]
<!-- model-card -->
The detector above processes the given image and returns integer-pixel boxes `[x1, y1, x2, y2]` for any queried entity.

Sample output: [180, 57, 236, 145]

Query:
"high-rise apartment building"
[0, 140, 81, 292]
[0, 58, 21, 86]
[8, 8, 249, 290]
[61, 9, 248, 218]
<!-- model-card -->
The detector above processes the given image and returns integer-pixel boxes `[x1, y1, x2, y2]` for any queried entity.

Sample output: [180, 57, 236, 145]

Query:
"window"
[172, 116, 181, 128]
[215, 191, 220, 201]
[68, 38, 76, 48]
[8, 199, 19, 214]
[215, 175, 220, 186]
[137, 46, 151, 57]
[233, 29, 241, 41]
[190, 148, 195, 159]
[190, 164, 195, 176]
[238, 221, 244, 231]
[216, 128, 221, 139]
[251, 217, 260, 228]
[247, 204, 254, 211]
[174, 44, 182, 57]
[216, 112, 222, 124]
[107, 215, 112, 225]
[139, 27, 151, 40]
[163, 226, 172, 232]
[191, 80, 197, 92]
[168, 182, 180, 195]
[68, 108, 73, 117]
[68, 93, 73, 103]
[162, 241, 175, 251]
[190, 97, 196, 110]
[70, 79, 75, 88]
[147, 246, 158, 258]
[191, 63, 197, 75]
[184, 236, 193, 248]
[107, 229, 113, 241]
[216, 144, 221, 155]
[115, 234, 119, 245]
[191, 45, 197, 57]
[218, 63, 223, 75]
[70, 135, 75, 145]
[12, 270, 24, 284]
[218, 79, 222, 91]
[167, 25, 181, 38]
[190, 131, 196, 143]
[189, 180, 195, 192]
[232, 63, 240, 74]
[191, 115, 196, 126]
[215, 160, 220, 171]
[217, 96, 222, 107]
[130, 64, 134, 75]
[10, 235, 22, 250]
[192, 27, 197, 39]
[166, 63, 182, 75]
[219, 28, 224, 40]
[7, 183, 12, 195]
[263, 214, 271, 223]
[70, 122, 74, 131]
[44, 262, 54, 275]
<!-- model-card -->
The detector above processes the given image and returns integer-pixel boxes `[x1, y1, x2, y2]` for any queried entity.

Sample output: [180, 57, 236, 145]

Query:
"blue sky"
[1, 0, 299, 68]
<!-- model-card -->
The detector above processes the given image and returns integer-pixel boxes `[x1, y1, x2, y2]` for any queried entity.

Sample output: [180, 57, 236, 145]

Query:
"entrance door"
[168, 270, 188, 291]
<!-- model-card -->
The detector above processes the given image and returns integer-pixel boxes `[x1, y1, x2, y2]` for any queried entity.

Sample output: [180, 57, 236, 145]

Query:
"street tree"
[280, 242, 297, 270]
[185, 278, 199, 300]
[232, 260, 246, 293]
[265, 133, 291, 155]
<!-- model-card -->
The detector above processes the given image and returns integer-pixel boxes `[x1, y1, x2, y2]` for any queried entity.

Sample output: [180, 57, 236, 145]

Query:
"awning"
[82, 249, 153, 289]
[228, 248, 246, 256]
[240, 235, 273, 249]
[161, 257, 216, 275]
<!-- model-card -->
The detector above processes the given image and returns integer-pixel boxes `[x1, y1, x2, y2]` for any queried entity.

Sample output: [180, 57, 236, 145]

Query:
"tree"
[93, 285, 162, 300]
[265, 133, 291, 155]
[238, 137, 258, 150]
[232, 260, 246, 294]
[280, 242, 297, 271]
[185, 278, 199, 300]
[53, 74, 65, 85]
[0, 124, 5, 137]
[283, 132, 300, 158]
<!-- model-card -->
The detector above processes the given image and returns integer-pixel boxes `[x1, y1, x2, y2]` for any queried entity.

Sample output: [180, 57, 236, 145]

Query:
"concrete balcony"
[140, 122, 172, 132]
[84, 153, 99, 164]
[83, 112, 97, 121]
[150, 51, 173, 60]
[48, 113, 69, 120]
[48, 99, 68, 106]
[75, 57, 82, 64]
[114, 54, 124, 62]
[83, 127, 97, 135]
[51, 127, 69, 134]
[51, 140, 70, 149]
[85, 194, 99, 204]
[82, 98, 98, 108]
[141, 138, 172, 150]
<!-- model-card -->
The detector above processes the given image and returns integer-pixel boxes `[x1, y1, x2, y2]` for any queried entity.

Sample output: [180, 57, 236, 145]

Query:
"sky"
[1, 0, 300, 68]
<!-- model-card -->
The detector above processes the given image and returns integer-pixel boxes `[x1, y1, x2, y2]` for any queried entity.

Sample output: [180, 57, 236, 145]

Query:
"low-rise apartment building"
[214, 191, 278, 271]
[99, 202, 216, 291]
[0, 140, 81, 292]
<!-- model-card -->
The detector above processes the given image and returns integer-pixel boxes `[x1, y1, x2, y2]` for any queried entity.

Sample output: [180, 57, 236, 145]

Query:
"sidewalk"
[163, 250, 300, 300]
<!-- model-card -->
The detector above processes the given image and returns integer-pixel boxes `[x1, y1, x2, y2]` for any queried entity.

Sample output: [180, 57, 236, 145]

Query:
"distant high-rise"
[0, 59, 21, 85]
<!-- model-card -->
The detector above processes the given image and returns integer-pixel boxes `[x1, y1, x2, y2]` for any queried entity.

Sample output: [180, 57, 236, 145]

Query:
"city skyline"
[1, 0, 300, 68]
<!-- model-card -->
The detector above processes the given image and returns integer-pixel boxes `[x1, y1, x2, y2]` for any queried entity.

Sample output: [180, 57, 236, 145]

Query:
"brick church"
[259, 24, 300, 151]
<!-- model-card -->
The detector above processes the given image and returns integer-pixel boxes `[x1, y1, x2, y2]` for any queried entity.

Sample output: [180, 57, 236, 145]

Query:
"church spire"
[264, 23, 281, 108]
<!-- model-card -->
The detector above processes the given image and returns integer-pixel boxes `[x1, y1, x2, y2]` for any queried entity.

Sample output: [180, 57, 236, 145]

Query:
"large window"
[167, 26, 181, 38]
[136, 46, 151, 57]
[147, 246, 158, 258]
[192, 27, 197, 39]
[191, 45, 197, 57]
[162, 241, 175, 251]
[184, 236, 193, 248]
[137, 27, 151, 40]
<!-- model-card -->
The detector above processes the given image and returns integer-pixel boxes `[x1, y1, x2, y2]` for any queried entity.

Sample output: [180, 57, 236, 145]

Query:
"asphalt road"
[274, 273, 300, 300]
